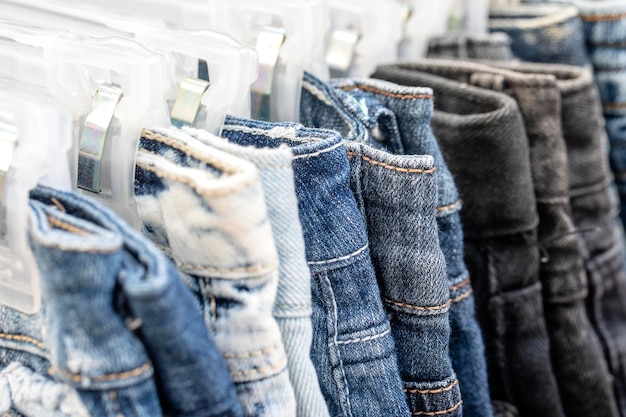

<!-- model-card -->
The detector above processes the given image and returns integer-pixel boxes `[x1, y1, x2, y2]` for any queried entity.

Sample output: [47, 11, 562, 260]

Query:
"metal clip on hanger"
[0, 22, 170, 228]
[0, 86, 73, 313]
[207, 0, 326, 122]
[1, 0, 258, 134]
[326, 0, 404, 78]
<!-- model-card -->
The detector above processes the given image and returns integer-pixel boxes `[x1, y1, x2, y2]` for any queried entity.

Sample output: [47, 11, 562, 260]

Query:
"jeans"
[220, 116, 411, 417]
[6, 185, 242, 417]
[181, 126, 331, 417]
[374, 59, 619, 417]
[427, 32, 514, 61]
[497, 61, 626, 416]
[372, 64, 567, 417]
[134, 129, 295, 417]
[489, 4, 589, 66]
[300, 72, 490, 417]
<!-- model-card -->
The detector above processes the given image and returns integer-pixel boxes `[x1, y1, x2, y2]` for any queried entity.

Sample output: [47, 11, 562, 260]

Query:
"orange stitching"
[451, 289, 473, 304]
[383, 297, 450, 312]
[404, 378, 458, 394]
[449, 279, 471, 291]
[347, 152, 436, 174]
[47, 216, 91, 236]
[411, 400, 463, 416]
[604, 103, 626, 110]
[581, 12, 626, 22]
[223, 343, 282, 359]
[109, 391, 124, 417]
[437, 201, 461, 212]
[0, 333, 45, 349]
[49, 197, 67, 213]
[49, 361, 152, 383]
[341, 84, 433, 100]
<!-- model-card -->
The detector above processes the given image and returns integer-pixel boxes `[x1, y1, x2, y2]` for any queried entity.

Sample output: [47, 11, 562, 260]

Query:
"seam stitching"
[50, 362, 152, 383]
[293, 142, 343, 160]
[0, 333, 45, 349]
[404, 378, 459, 394]
[383, 297, 451, 312]
[342, 84, 433, 100]
[334, 329, 391, 345]
[223, 343, 282, 359]
[347, 153, 436, 174]
[437, 201, 461, 212]
[308, 244, 369, 266]
[411, 400, 463, 416]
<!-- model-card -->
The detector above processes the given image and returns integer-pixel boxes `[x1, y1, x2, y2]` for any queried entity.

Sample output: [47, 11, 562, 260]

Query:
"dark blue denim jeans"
[373, 59, 620, 417]
[372, 65, 567, 417]
[220, 117, 411, 417]
[489, 4, 589, 66]
[300, 72, 491, 417]
[2, 185, 242, 417]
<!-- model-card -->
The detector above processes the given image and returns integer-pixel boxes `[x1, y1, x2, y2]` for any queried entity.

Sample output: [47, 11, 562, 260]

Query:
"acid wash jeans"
[372, 66, 566, 417]
[1, 185, 242, 417]
[374, 59, 619, 417]
[134, 128, 296, 417]
[220, 117, 412, 417]
[181, 126, 331, 417]
[300, 72, 490, 417]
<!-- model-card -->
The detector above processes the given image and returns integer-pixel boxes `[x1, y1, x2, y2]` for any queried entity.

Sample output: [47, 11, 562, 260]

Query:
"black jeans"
[373, 60, 619, 417]
[373, 64, 568, 417]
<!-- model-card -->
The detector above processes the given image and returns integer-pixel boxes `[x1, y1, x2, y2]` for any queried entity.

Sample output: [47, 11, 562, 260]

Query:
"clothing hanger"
[0, 85, 73, 313]
[206, 0, 328, 122]
[0, 0, 258, 134]
[326, 0, 404, 78]
[0, 22, 170, 229]
[397, 0, 455, 58]
[63, 0, 329, 123]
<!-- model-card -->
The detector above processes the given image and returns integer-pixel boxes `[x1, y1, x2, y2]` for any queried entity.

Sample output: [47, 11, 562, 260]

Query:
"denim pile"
[3, 2, 626, 417]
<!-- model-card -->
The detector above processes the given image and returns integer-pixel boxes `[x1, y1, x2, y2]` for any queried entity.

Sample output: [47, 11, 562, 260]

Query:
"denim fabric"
[493, 61, 626, 416]
[180, 126, 330, 417]
[488, 4, 588, 66]
[134, 128, 296, 417]
[575, 1, 626, 258]
[373, 59, 619, 417]
[15, 184, 242, 417]
[220, 117, 411, 417]
[427, 33, 514, 61]
[372, 65, 567, 417]
[300, 73, 489, 417]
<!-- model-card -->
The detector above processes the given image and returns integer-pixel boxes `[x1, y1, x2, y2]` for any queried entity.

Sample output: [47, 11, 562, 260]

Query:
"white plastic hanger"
[396, 0, 455, 58]
[0, 22, 170, 229]
[63, 0, 330, 122]
[0, 85, 73, 313]
[0, 0, 258, 134]
[326, 0, 404, 78]
[207, 0, 327, 122]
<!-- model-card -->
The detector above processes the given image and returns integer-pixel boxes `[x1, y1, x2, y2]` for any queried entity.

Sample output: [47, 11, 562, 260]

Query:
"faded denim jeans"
[181, 126, 331, 417]
[300, 72, 490, 417]
[1, 185, 242, 417]
[220, 117, 412, 417]
[134, 128, 296, 417]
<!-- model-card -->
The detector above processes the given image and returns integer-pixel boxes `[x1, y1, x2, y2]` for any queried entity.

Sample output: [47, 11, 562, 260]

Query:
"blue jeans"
[220, 116, 412, 417]
[134, 128, 296, 417]
[1, 185, 242, 417]
[300, 72, 491, 417]
[181, 126, 331, 417]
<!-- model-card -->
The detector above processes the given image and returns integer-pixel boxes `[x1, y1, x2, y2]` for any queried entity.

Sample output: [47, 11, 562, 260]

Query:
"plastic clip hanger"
[327, 0, 404, 78]
[396, 0, 455, 58]
[0, 0, 258, 134]
[208, 0, 326, 122]
[0, 85, 73, 313]
[0, 22, 170, 228]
